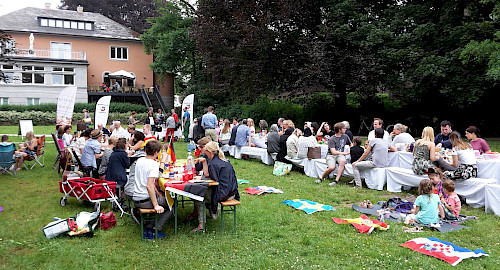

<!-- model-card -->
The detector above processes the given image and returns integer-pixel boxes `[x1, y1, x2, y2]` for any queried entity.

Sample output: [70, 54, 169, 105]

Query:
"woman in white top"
[441, 131, 477, 180]
[219, 119, 232, 144]
[297, 123, 319, 159]
[62, 125, 74, 147]
[390, 123, 415, 148]
[247, 118, 256, 135]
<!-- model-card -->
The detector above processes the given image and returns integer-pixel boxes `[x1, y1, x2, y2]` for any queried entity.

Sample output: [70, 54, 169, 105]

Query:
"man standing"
[235, 119, 252, 147]
[182, 107, 190, 142]
[201, 106, 218, 142]
[367, 118, 391, 142]
[316, 122, 352, 187]
[434, 120, 454, 149]
[228, 118, 241, 146]
[352, 128, 397, 188]
[165, 113, 176, 142]
[128, 111, 140, 125]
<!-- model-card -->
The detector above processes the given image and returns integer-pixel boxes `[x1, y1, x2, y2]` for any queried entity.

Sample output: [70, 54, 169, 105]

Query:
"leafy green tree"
[141, 0, 197, 92]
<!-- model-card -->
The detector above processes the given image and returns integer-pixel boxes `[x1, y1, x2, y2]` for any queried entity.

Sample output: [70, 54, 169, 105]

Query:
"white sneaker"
[329, 181, 337, 187]
[315, 179, 323, 184]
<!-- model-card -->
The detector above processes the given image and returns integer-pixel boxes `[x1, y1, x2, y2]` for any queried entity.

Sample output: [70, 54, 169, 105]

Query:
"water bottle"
[186, 151, 194, 173]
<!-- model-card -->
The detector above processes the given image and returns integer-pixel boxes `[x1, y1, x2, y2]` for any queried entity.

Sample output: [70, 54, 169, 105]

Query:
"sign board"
[94, 96, 111, 127]
[19, 120, 33, 139]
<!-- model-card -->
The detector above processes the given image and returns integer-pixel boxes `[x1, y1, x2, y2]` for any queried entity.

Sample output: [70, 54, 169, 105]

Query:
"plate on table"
[167, 180, 184, 184]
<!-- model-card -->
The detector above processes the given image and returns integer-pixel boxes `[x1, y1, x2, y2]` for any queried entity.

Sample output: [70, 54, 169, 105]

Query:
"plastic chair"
[23, 135, 45, 169]
[0, 143, 17, 175]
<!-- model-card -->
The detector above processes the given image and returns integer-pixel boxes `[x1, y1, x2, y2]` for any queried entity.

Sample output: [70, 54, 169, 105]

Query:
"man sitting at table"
[111, 121, 129, 139]
[228, 118, 242, 146]
[368, 118, 391, 142]
[434, 120, 454, 149]
[316, 122, 352, 187]
[80, 129, 104, 178]
[131, 140, 172, 239]
[235, 119, 252, 147]
[352, 128, 397, 188]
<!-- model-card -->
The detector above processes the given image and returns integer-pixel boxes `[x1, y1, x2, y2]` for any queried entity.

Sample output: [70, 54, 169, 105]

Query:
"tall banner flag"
[94, 96, 111, 128]
[181, 94, 194, 125]
[56, 86, 77, 126]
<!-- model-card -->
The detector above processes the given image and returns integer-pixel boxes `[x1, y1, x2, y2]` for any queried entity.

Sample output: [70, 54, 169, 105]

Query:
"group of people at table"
[54, 117, 239, 238]
[198, 112, 493, 189]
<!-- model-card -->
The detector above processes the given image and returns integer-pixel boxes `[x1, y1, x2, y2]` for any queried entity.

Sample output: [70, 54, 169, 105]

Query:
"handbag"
[99, 211, 116, 230]
[307, 147, 321, 159]
[84, 118, 91, 123]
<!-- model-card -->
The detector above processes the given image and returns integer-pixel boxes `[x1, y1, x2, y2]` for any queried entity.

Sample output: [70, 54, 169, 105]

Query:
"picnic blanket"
[333, 214, 389, 234]
[283, 199, 335, 214]
[400, 237, 488, 266]
[245, 186, 283, 195]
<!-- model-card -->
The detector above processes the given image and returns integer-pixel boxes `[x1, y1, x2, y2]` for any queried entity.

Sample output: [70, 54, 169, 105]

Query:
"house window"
[2, 72, 14, 83]
[27, 98, 40, 105]
[56, 20, 63, 28]
[39, 17, 94, 30]
[71, 21, 77, 29]
[48, 19, 56, 27]
[0, 98, 8, 105]
[50, 42, 72, 59]
[21, 66, 45, 84]
[85, 23, 92, 30]
[64, 21, 70, 28]
[41, 18, 48, 26]
[110, 46, 128, 60]
[52, 66, 75, 85]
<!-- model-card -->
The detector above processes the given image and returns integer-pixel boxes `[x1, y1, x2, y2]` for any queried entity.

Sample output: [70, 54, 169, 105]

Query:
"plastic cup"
[195, 175, 202, 181]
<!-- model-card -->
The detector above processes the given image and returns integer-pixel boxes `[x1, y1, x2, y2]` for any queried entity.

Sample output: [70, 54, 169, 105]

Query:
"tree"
[141, 0, 197, 92]
[60, 0, 160, 33]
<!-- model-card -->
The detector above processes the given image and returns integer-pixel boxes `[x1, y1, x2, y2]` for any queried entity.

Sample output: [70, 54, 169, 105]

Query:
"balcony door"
[50, 42, 71, 59]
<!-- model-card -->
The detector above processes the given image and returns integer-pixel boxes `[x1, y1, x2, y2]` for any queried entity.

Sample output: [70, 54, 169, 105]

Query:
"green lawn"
[0, 129, 499, 269]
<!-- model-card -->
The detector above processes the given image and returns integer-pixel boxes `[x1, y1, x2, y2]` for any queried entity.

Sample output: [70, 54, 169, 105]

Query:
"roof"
[0, 7, 140, 41]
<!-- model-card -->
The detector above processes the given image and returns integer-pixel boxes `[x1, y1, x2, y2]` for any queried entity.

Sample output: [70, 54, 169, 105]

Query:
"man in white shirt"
[111, 121, 130, 139]
[367, 118, 391, 142]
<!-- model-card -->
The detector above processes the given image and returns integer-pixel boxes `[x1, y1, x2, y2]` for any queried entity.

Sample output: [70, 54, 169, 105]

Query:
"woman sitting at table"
[62, 125, 75, 147]
[106, 138, 130, 195]
[440, 131, 478, 180]
[192, 141, 240, 232]
[99, 136, 118, 180]
[465, 126, 491, 154]
[128, 131, 145, 152]
[219, 120, 232, 145]
[316, 122, 335, 141]
[390, 123, 415, 148]
[247, 118, 256, 136]
[286, 129, 302, 159]
[267, 124, 281, 159]
[259, 120, 268, 137]
[412, 127, 438, 175]
[17, 131, 38, 171]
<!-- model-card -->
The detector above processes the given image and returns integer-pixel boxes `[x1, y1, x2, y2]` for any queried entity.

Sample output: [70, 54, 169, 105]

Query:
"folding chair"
[51, 133, 67, 173]
[23, 135, 45, 170]
[0, 143, 17, 176]
[71, 149, 91, 177]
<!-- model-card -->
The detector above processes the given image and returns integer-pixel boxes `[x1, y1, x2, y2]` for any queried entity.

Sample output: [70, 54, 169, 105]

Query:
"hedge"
[0, 111, 147, 126]
[0, 102, 148, 113]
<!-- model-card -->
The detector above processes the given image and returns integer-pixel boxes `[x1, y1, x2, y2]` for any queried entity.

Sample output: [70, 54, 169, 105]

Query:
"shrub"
[0, 102, 148, 113]
[0, 111, 147, 126]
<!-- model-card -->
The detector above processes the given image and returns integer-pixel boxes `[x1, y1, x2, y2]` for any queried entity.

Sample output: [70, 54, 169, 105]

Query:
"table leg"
[174, 195, 178, 236]
[203, 202, 206, 232]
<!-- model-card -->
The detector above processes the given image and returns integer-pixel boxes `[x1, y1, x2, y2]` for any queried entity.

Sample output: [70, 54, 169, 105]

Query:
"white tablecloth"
[303, 159, 353, 179]
[386, 167, 427, 193]
[485, 184, 500, 217]
[477, 159, 500, 181]
[455, 178, 498, 208]
[222, 145, 273, 165]
[387, 151, 413, 170]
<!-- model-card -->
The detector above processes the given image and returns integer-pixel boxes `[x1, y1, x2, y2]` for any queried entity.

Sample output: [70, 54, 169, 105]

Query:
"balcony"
[6, 48, 86, 61]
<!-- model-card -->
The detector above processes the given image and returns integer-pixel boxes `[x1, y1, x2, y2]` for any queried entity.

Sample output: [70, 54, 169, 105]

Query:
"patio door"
[50, 42, 71, 59]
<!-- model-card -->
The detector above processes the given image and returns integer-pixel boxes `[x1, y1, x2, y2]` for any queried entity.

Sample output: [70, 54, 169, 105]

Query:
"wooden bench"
[138, 208, 158, 240]
[219, 199, 241, 233]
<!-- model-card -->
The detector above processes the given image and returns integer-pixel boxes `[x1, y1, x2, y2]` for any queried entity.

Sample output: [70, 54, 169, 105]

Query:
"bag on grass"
[43, 218, 77, 239]
[382, 197, 414, 213]
[273, 161, 292, 176]
[99, 211, 116, 230]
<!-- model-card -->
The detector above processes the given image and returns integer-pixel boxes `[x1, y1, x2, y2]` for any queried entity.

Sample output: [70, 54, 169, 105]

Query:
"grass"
[0, 127, 499, 269]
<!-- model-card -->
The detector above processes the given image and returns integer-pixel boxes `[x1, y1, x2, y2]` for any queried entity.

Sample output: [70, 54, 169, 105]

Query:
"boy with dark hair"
[131, 140, 172, 239]
[316, 122, 352, 187]
[349, 136, 364, 164]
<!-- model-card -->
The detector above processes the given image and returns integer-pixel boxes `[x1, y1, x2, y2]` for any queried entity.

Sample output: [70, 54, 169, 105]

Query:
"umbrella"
[108, 70, 135, 79]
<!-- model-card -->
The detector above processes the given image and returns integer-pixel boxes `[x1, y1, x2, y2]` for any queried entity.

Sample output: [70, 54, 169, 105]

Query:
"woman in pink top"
[465, 126, 491, 154]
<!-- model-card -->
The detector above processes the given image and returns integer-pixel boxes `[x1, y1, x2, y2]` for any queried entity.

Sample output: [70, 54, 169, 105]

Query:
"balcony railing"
[6, 48, 86, 61]
[87, 85, 145, 93]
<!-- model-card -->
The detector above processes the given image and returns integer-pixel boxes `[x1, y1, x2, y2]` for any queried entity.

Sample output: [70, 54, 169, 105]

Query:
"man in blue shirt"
[201, 106, 218, 142]
[235, 119, 252, 147]
[81, 129, 103, 178]
[434, 120, 455, 149]
[182, 107, 191, 142]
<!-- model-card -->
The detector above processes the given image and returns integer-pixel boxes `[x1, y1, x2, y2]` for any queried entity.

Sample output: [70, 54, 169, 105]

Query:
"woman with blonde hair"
[192, 141, 240, 232]
[390, 123, 415, 147]
[247, 118, 256, 135]
[440, 131, 478, 180]
[412, 127, 438, 175]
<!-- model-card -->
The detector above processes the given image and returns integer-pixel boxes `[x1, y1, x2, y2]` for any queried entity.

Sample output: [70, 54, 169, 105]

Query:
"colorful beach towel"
[333, 214, 389, 234]
[244, 186, 283, 195]
[400, 237, 488, 266]
[283, 199, 335, 214]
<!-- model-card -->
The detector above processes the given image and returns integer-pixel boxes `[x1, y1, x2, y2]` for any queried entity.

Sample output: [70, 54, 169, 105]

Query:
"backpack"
[382, 197, 414, 213]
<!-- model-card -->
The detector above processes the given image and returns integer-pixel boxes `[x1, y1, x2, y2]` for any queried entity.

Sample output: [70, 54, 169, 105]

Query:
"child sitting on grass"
[441, 179, 461, 220]
[405, 179, 445, 225]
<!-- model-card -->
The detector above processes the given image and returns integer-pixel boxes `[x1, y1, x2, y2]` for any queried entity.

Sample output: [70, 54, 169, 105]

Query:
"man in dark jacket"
[228, 118, 242, 146]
